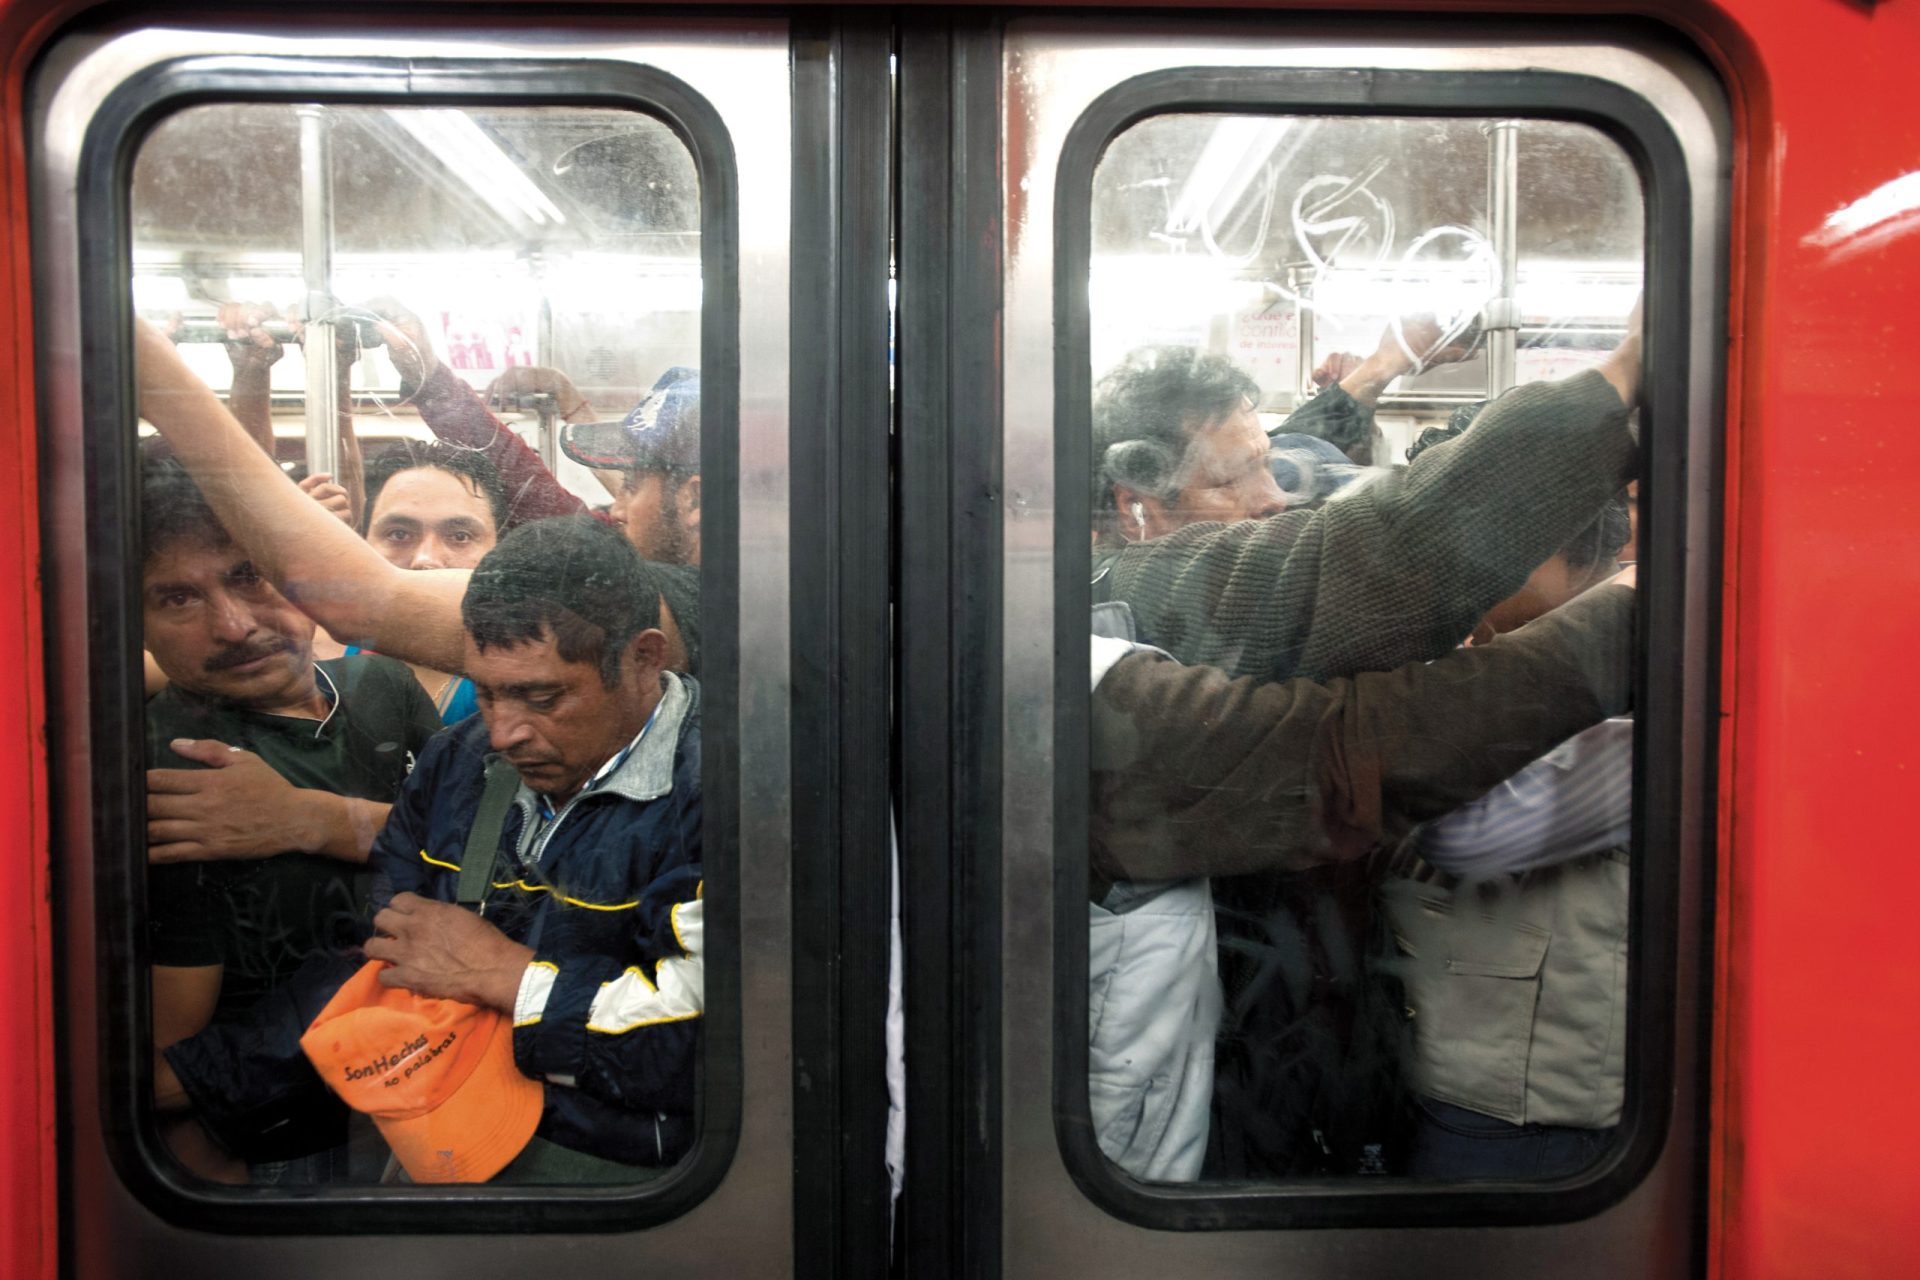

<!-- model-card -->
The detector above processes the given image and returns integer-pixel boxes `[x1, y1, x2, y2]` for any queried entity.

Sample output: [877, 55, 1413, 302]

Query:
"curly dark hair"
[461, 515, 661, 686]
[1091, 346, 1260, 520]
[1406, 403, 1631, 569]
[360, 440, 510, 537]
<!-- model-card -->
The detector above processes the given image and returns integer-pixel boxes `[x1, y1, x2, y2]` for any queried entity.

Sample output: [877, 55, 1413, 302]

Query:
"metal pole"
[1291, 268, 1316, 409]
[298, 105, 340, 478]
[1483, 120, 1521, 396]
[536, 286, 559, 472]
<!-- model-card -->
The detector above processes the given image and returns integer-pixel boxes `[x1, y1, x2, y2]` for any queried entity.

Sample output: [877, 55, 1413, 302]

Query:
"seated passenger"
[160, 516, 703, 1183]
[140, 456, 442, 1171]
[352, 441, 511, 722]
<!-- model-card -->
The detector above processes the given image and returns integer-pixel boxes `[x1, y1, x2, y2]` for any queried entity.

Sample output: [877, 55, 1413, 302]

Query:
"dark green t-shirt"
[146, 655, 443, 1015]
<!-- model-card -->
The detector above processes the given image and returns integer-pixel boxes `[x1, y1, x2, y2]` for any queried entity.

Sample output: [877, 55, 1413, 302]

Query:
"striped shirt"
[1416, 717, 1633, 876]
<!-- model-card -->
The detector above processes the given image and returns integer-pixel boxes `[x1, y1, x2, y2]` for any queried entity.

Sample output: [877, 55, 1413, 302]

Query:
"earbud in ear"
[1130, 501, 1146, 525]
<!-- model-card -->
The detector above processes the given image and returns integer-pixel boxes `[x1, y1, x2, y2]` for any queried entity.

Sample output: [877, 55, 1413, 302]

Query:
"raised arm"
[361, 299, 591, 527]
[1112, 331, 1638, 684]
[1090, 578, 1633, 883]
[215, 302, 283, 456]
[135, 317, 472, 672]
[1280, 313, 1480, 464]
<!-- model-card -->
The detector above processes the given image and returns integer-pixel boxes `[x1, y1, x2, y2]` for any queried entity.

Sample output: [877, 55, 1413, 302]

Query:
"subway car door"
[896, 12, 1730, 1279]
[31, 8, 896, 1276]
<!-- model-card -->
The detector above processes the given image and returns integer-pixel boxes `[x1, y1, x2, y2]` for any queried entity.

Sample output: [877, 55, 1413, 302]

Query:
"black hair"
[461, 515, 661, 685]
[140, 451, 230, 565]
[360, 441, 510, 537]
[1091, 345, 1261, 518]
[1405, 405, 1631, 569]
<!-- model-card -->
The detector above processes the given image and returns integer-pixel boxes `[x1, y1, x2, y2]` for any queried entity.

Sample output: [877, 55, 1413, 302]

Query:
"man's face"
[610, 468, 697, 565]
[143, 537, 316, 707]
[1127, 402, 1287, 538]
[1171, 402, 1289, 527]
[465, 626, 666, 800]
[366, 465, 498, 571]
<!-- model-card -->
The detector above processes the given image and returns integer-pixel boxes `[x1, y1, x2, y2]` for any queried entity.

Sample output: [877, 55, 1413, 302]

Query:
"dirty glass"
[130, 103, 709, 1189]
[1082, 113, 1642, 1185]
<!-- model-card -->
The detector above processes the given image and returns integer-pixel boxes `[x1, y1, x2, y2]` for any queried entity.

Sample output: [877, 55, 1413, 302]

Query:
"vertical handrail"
[297, 104, 339, 477]
[1484, 118, 1521, 396]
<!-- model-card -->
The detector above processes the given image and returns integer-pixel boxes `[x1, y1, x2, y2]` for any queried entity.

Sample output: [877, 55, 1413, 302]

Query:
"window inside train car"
[130, 101, 712, 1191]
[1081, 112, 1644, 1189]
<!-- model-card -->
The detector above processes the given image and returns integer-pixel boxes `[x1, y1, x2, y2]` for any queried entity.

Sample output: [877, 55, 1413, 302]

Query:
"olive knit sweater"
[1104, 369, 1634, 683]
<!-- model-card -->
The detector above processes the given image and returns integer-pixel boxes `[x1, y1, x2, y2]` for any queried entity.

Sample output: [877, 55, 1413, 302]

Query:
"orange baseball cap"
[300, 960, 544, 1184]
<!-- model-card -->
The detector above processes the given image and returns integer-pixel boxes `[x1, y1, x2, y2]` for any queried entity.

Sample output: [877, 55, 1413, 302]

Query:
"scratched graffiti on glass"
[1081, 114, 1646, 1186]
[1091, 114, 1643, 414]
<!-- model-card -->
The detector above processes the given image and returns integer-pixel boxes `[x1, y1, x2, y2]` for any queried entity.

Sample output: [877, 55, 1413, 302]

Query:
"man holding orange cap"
[165, 515, 703, 1183]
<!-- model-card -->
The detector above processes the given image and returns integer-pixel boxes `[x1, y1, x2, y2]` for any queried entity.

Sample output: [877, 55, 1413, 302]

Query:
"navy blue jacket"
[372, 672, 704, 1165]
[168, 674, 704, 1171]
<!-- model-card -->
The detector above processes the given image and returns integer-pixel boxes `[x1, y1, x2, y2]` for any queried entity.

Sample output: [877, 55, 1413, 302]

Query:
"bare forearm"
[138, 321, 397, 614]
[291, 792, 391, 865]
[225, 366, 276, 455]
[1337, 345, 1416, 409]
[136, 320, 471, 668]
[335, 362, 366, 527]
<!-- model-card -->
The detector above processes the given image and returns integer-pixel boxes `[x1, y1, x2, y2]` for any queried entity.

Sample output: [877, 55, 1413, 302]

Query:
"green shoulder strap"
[457, 758, 524, 908]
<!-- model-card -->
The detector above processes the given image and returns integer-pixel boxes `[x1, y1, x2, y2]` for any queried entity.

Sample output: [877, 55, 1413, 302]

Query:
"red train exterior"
[3, 1, 1919, 1276]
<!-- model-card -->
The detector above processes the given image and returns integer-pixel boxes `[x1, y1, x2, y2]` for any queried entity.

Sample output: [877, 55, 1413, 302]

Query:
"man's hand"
[148, 739, 386, 865]
[297, 472, 354, 525]
[364, 893, 535, 1013]
[485, 366, 594, 421]
[217, 302, 286, 377]
[357, 297, 440, 387]
[1336, 311, 1481, 409]
[148, 740, 305, 863]
[1391, 311, 1480, 374]
[1310, 352, 1364, 388]
[1595, 293, 1644, 409]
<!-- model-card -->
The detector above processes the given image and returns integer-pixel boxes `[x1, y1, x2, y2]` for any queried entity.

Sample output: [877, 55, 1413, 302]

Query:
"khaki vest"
[1378, 848, 1629, 1129]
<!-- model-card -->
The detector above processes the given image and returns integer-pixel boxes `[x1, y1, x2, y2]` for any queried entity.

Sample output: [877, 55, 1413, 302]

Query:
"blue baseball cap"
[1269, 432, 1364, 504]
[561, 366, 700, 473]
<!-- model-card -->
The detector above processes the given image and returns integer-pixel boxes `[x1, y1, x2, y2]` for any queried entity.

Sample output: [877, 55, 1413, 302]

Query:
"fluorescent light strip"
[386, 109, 567, 231]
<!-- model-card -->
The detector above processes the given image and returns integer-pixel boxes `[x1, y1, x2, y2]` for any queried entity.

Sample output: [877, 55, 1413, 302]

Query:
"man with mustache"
[160, 515, 703, 1183]
[142, 454, 443, 1175]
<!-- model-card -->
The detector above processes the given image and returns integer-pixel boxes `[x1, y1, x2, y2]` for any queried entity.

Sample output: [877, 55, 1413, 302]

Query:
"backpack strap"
[456, 758, 524, 908]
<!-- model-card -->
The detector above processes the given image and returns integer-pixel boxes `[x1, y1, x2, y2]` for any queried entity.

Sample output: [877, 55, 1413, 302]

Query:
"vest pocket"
[1380, 878, 1551, 1127]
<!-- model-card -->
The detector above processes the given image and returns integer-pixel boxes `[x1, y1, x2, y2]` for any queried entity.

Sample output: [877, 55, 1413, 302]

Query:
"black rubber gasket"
[1052, 64, 1707, 1231]
[70, 53, 742, 1235]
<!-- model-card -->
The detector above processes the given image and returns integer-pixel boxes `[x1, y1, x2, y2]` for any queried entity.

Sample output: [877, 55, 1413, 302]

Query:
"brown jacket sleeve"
[1089, 581, 1633, 884]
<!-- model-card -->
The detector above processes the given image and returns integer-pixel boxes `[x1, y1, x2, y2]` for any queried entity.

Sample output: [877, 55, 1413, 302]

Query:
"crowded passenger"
[354, 299, 703, 669]
[1371, 422, 1637, 1179]
[138, 314, 707, 1181]
[132, 316, 695, 679]
[1084, 563, 1634, 1180]
[141, 454, 442, 1178]
[1088, 305, 1640, 1176]
[351, 441, 511, 722]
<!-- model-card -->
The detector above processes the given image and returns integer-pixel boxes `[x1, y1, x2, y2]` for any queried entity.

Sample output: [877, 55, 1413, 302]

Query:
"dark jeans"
[1406, 1097, 1614, 1179]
